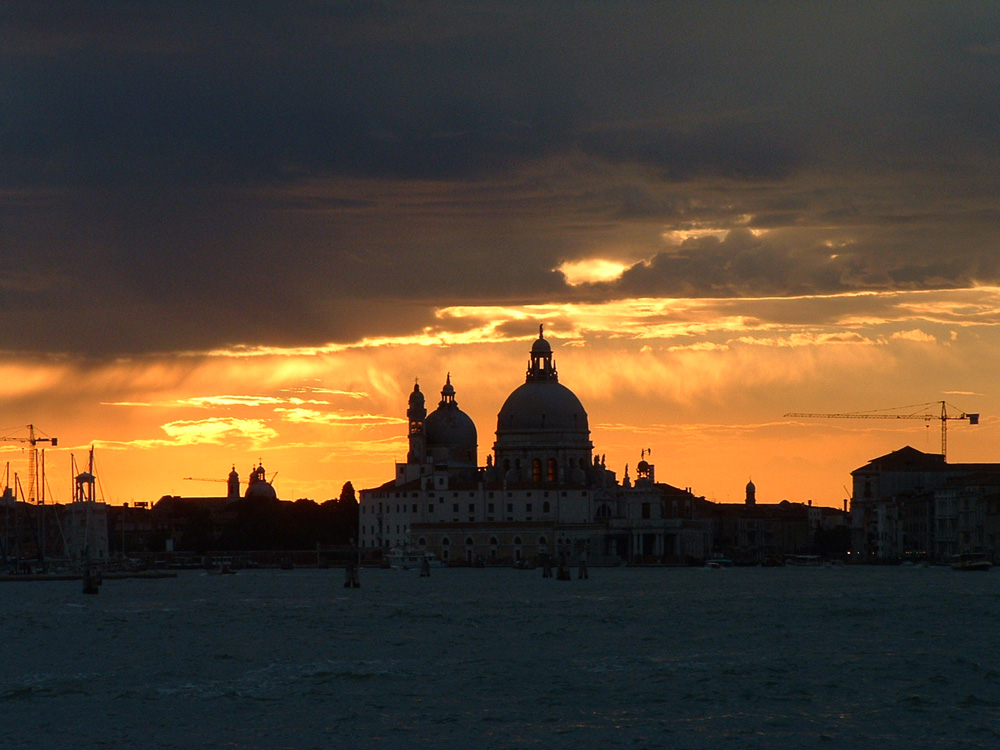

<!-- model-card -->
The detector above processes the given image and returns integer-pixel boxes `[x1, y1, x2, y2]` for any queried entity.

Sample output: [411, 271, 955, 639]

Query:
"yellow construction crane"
[784, 401, 979, 461]
[0, 424, 58, 503]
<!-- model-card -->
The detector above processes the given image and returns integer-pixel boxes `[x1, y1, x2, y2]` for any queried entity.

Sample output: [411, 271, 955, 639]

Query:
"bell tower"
[227, 466, 240, 499]
[407, 381, 427, 464]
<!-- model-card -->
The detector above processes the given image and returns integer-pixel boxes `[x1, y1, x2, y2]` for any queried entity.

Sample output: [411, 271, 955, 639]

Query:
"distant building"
[850, 446, 1000, 562]
[700, 484, 847, 564]
[150, 463, 277, 551]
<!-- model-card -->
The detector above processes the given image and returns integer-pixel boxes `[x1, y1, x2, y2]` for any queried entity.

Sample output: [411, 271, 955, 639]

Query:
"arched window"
[417, 537, 427, 547]
[547, 458, 557, 482]
[441, 537, 450, 546]
[532, 459, 541, 483]
[513, 536, 522, 546]
[503, 459, 511, 473]
[538, 536, 547, 546]
[465, 537, 474, 546]
[596, 504, 612, 518]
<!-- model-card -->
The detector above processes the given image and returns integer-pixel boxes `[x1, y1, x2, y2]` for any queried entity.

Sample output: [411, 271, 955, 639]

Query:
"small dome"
[531, 336, 552, 355]
[246, 480, 277, 500]
[424, 375, 477, 464]
[408, 383, 424, 406]
[531, 323, 553, 355]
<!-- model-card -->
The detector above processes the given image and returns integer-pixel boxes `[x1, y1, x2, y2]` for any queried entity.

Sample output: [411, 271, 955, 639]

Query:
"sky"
[2, 1, 1000, 508]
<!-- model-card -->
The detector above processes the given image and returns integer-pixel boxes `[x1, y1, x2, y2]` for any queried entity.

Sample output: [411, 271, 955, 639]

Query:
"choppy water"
[2, 565, 1000, 749]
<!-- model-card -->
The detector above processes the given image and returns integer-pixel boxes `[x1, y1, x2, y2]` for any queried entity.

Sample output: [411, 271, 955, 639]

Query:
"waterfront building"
[358, 326, 712, 565]
[850, 446, 1000, 561]
[699, 479, 848, 564]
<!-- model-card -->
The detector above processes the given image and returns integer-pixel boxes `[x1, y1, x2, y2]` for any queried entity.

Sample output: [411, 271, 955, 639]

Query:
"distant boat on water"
[950, 552, 992, 571]
[386, 548, 444, 570]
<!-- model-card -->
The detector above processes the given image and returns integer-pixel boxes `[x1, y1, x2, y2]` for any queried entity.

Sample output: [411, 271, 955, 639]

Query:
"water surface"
[2, 565, 998, 749]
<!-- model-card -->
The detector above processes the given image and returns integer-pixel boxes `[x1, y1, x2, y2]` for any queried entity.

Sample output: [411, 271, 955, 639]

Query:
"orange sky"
[3, 287, 997, 508]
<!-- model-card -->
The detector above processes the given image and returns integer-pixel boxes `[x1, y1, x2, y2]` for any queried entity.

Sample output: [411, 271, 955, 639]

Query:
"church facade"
[358, 327, 711, 565]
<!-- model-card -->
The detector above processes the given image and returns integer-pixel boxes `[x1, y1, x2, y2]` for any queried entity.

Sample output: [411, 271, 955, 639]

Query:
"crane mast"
[0, 424, 58, 503]
[785, 401, 979, 461]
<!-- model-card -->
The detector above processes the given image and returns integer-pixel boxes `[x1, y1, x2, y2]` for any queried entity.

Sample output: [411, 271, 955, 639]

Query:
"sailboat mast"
[39, 449, 45, 564]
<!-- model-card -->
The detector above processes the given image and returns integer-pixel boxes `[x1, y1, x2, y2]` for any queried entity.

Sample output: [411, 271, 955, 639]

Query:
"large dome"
[493, 327, 593, 467]
[496, 381, 589, 434]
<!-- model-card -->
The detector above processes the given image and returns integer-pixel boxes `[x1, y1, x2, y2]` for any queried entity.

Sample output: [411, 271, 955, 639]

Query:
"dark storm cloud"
[15, 1, 996, 187]
[612, 226, 1000, 299]
[2, 1, 1000, 355]
[1, 1, 587, 186]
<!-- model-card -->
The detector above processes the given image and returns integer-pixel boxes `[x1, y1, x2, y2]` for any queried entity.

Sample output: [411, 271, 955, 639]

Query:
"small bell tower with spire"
[407, 380, 427, 464]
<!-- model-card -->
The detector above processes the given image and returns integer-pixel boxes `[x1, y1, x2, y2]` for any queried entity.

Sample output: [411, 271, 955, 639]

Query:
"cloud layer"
[2, 2, 1000, 357]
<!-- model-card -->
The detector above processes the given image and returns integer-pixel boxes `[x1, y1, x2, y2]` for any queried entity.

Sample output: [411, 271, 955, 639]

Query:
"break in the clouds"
[157, 417, 278, 447]
[3, 2, 1000, 357]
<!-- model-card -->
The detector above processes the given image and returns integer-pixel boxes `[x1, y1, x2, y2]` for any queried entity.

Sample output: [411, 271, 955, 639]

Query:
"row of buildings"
[16, 325, 993, 567]
[0, 461, 347, 568]
[359, 327, 848, 566]
[850, 445, 1000, 562]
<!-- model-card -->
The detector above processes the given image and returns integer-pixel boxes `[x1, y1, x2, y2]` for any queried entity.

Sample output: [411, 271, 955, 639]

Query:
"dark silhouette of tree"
[325, 481, 358, 544]
[339, 481, 356, 504]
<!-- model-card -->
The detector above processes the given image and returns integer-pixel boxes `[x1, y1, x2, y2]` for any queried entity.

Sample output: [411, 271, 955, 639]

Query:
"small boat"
[705, 557, 733, 569]
[387, 548, 445, 570]
[950, 552, 992, 572]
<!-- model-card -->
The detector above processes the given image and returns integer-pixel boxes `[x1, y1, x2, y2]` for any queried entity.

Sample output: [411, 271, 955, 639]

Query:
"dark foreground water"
[2, 565, 999, 749]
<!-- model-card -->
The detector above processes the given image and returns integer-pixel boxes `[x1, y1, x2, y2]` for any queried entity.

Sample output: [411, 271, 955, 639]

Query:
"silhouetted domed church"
[245, 463, 277, 500]
[359, 325, 710, 565]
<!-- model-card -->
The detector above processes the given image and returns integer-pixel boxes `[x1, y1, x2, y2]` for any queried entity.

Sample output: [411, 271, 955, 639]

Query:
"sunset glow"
[1, 282, 997, 508]
[556, 258, 631, 286]
[3, 4, 1000, 511]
